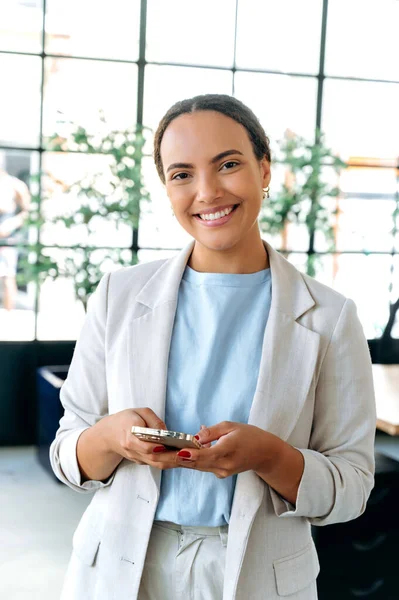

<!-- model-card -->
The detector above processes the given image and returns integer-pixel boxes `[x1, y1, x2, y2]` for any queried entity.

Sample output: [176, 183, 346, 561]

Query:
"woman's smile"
[193, 203, 240, 227]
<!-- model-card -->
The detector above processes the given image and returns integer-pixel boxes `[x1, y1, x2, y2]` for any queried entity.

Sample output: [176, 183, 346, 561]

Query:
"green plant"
[259, 129, 346, 277]
[18, 114, 150, 311]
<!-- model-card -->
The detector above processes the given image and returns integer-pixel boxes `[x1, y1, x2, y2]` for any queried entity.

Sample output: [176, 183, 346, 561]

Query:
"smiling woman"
[50, 94, 376, 600]
[154, 97, 271, 273]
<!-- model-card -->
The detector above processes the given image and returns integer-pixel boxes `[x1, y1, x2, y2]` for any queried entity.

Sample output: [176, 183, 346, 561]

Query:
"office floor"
[0, 447, 92, 600]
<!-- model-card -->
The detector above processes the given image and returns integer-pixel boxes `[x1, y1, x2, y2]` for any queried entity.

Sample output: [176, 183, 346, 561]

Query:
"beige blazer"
[50, 240, 376, 600]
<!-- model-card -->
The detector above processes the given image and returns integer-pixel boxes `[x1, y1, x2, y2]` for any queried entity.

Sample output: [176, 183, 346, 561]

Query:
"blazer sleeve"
[270, 298, 376, 525]
[49, 272, 115, 493]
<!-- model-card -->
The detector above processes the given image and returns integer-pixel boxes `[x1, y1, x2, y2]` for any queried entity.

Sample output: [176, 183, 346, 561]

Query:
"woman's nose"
[195, 174, 222, 203]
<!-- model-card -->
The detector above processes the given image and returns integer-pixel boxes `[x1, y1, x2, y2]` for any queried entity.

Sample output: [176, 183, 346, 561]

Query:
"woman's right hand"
[98, 408, 176, 468]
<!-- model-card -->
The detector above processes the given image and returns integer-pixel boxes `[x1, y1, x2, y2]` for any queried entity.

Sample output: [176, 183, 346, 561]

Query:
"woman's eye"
[221, 161, 239, 170]
[171, 172, 189, 181]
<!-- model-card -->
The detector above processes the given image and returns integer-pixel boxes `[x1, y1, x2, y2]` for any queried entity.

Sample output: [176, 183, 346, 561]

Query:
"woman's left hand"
[175, 421, 280, 479]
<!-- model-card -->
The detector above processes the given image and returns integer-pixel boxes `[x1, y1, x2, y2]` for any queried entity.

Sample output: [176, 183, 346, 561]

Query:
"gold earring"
[262, 186, 270, 200]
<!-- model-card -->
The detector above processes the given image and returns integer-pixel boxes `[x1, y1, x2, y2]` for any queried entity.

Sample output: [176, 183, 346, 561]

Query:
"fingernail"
[177, 450, 191, 459]
[194, 435, 200, 440]
[153, 446, 166, 453]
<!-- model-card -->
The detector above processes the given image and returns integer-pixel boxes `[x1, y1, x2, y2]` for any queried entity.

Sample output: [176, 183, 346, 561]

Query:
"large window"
[0, 0, 398, 341]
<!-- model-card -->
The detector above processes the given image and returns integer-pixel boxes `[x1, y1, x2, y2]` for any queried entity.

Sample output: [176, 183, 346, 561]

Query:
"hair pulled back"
[153, 94, 271, 184]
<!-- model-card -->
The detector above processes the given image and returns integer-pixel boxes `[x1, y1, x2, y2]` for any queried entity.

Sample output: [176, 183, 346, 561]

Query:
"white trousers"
[138, 520, 228, 600]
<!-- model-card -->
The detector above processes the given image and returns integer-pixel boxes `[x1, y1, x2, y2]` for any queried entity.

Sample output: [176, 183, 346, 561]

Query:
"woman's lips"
[193, 204, 239, 228]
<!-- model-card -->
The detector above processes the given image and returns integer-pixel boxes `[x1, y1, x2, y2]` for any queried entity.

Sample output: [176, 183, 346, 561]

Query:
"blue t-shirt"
[155, 265, 272, 526]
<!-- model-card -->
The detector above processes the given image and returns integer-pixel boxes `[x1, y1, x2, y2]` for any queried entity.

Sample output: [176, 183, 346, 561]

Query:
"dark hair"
[153, 94, 271, 184]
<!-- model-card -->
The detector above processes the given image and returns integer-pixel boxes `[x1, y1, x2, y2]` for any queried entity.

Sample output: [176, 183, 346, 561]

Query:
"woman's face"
[160, 110, 271, 252]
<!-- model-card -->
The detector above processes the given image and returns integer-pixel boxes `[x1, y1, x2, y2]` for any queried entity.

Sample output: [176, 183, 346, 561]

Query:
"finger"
[199, 424, 212, 448]
[134, 407, 167, 430]
[195, 421, 235, 445]
[132, 437, 168, 455]
[131, 454, 178, 470]
[125, 444, 178, 467]
[175, 445, 219, 470]
[149, 449, 180, 470]
[130, 435, 181, 462]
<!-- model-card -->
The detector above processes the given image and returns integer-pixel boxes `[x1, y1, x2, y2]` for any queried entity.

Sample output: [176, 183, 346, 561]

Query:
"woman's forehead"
[161, 111, 252, 160]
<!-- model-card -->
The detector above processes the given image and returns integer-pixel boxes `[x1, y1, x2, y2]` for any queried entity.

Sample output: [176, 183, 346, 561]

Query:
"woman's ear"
[260, 157, 271, 188]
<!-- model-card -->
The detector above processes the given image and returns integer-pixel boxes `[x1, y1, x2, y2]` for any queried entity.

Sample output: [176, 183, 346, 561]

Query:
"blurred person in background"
[0, 155, 31, 311]
[51, 94, 376, 600]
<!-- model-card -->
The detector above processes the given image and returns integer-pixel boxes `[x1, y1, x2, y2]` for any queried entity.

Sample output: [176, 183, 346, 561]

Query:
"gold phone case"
[131, 426, 202, 449]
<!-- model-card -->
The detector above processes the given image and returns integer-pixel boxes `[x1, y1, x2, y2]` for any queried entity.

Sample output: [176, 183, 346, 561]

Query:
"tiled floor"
[0, 447, 92, 600]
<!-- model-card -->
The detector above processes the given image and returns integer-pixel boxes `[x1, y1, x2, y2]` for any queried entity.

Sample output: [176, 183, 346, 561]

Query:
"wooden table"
[372, 364, 399, 435]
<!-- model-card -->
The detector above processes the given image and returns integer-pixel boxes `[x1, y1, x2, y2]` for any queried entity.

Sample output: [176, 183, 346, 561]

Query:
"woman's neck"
[187, 235, 269, 274]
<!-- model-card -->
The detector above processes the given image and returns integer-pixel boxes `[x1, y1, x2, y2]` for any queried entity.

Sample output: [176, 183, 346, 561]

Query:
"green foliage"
[18, 114, 149, 310]
[17, 245, 136, 312]
[259, 130, 346, 277]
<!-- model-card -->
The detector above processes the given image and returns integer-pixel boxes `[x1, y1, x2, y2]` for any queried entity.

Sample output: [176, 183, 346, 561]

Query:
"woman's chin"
[192, 231, 243, 253]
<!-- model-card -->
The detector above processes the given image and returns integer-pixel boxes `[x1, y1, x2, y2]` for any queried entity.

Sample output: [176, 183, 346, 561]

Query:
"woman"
[50, 94, 376, 600]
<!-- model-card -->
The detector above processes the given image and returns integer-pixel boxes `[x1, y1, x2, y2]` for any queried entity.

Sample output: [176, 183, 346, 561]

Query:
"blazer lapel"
[249, 241, 320, 440]
[249, 308, 320, 442]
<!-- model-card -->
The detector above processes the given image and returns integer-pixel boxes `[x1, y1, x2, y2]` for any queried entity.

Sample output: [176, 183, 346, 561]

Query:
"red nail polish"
[177, 450, 191, 458]
[194, 435, 200, 440]
[153, 446, 165, 453]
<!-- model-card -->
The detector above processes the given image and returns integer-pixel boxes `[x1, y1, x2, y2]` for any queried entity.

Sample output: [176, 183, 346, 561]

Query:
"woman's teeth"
[198, 206, 235, 221]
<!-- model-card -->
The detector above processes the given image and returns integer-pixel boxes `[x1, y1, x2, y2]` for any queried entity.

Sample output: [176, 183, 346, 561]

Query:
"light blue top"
[155, 264, 272, 526]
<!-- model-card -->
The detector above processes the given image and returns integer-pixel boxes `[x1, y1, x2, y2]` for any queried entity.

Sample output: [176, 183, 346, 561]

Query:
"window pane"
[322, 79, 399, 159]
[139, 158, 192, 250]
[0, 277, 36, 340]
[340, 162, 398, 196]
[146, 0, 236, 68]
[334, 198, 396, 253]
[37, 247, 133, 340]
[0, 0, 43, 53]
[45, 0, 140, 61]
[37, 276, 85, 340]
[0, 148, 39, 245]
[41, 152, 133, 248]
[0, 54, 41, 147]
[143, 65, 233, 148]
[314, 163, 398, 252]
[285, 252, 394, 339]
[332, 254, 392, 339]
[325, 0, 399, 81]
[234, 72, 317, 146]
[235, 0, 322, 74]
[0, 149, 38, 340]
[43, 58, 138, 140]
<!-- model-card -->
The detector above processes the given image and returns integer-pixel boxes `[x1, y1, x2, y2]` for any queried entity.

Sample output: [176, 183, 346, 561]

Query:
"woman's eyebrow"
[166, 149, 244, 174]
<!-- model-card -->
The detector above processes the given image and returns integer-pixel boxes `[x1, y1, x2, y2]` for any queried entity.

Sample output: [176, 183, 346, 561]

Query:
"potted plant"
[259, 129, 346, 277]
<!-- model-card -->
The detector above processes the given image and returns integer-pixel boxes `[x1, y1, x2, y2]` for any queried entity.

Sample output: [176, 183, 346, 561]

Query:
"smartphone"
[131, 426, 202, 450]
